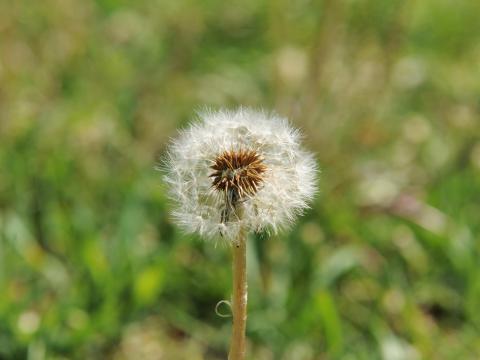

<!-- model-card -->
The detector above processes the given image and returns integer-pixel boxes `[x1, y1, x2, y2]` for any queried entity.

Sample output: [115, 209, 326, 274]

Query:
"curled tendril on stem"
[215, 300, 232, 318]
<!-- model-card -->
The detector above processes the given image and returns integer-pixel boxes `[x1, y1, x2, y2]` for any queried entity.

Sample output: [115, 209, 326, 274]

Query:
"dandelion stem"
[228, 226, 247, 360]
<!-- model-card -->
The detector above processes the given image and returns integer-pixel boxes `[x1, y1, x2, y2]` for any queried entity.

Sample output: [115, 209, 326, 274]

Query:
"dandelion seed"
[163, 107, 318, 244]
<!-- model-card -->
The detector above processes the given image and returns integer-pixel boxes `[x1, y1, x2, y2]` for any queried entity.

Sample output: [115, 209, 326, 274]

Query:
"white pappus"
[162, 107, 318, 244]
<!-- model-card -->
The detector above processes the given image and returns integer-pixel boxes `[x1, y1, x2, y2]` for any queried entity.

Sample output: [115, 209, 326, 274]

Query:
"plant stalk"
[228, 227, 247, 360]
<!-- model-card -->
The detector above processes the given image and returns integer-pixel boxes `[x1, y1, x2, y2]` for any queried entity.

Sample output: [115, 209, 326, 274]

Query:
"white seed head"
[162, 107, 318, 243]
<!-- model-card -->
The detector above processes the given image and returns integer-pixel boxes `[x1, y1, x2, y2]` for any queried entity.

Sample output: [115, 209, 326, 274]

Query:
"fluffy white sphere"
[162, 108, 318, 243]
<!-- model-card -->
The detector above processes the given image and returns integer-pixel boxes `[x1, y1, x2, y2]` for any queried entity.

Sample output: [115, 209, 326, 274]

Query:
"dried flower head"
[162, 108, 318, 243]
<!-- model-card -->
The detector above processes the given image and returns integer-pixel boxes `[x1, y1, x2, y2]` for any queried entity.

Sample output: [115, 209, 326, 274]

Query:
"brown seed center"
[210, 149, 267, 200]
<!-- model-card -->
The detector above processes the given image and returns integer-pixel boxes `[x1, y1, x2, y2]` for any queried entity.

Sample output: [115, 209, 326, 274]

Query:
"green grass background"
[1, 0, 480, 359]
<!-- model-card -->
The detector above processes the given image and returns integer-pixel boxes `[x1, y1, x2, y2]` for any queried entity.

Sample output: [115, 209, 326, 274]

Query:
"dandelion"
[162, 107, 317, 359]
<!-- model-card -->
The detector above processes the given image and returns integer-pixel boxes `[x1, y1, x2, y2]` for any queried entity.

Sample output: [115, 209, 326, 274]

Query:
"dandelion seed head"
[162, 107, 318, 243]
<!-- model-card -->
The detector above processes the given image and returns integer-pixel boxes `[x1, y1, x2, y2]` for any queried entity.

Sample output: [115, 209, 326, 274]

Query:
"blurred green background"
[1, 0, 480, 359]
